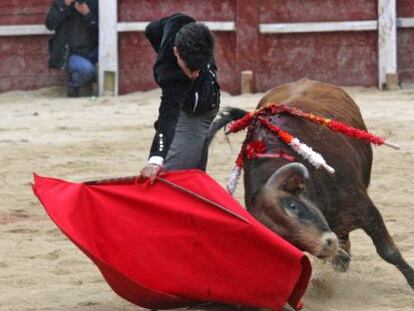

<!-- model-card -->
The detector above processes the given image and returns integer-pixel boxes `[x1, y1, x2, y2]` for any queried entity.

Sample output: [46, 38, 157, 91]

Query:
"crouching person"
[45, 0, 99, 97]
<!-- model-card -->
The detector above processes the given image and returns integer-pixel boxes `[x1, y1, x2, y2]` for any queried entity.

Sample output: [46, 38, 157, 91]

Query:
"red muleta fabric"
[32, 169, 311, 310]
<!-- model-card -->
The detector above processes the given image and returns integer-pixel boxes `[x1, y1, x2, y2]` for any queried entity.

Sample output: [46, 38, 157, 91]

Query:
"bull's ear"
[264, 162, 309, 195]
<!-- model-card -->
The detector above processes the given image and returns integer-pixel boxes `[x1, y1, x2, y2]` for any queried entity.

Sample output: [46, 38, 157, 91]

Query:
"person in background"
[139, 13, 220, 183]
[45, 0, 99, 97]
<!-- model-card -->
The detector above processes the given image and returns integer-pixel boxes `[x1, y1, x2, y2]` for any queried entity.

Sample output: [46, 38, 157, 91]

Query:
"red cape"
[33, 170, 311, 310]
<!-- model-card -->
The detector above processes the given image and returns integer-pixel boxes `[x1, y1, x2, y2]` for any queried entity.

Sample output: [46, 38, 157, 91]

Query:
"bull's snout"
[316, 232, 339, 259]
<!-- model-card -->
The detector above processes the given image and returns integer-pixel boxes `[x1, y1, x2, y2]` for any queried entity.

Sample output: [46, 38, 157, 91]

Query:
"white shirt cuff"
[148, 156, 164, 166]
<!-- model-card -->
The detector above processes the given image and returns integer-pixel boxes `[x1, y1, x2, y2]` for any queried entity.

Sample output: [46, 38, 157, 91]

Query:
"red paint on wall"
[214, 33, 238, 94]
[258, 0, 377, 23]
[118, 0, 236, 22]
[0, 36, 65, 93]
[117, 0, 238, 93]
[0, 1, 66, 93]
[118, 32, 157, 94]
[118, 31, 238, 95]
[398, 29, 414, 84]
[0, 0, 50, 25]
[397, 0, 414, 17]
[117, 0, 380, 94]
[235, 0, 259, 93]
[2, 0, 414, 93]
[397, 1, 414, 84]
[257, 31, 378, 91]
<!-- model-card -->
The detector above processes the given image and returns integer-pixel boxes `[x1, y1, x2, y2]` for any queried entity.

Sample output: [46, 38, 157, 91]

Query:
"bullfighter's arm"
[148, 85, 184, 165]
[145, 19, 165, 53]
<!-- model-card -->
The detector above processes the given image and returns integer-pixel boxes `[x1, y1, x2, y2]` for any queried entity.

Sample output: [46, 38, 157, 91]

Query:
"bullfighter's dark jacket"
[144, 13, 197, 162]
[45, 0, 99, 69]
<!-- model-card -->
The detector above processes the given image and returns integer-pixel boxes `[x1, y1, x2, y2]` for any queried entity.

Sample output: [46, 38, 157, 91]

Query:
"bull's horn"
[265, 162, 309, 195]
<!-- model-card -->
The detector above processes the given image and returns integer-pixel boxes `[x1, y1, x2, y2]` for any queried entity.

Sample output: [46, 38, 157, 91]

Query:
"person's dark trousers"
[66, 48, 98, 97]
[164, 108, 218, 171]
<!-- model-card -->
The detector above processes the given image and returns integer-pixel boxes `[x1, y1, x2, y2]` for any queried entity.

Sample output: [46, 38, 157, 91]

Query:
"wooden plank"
[0, 25, 52, 36]
[0, 21, 235, 37]
[260, 21, 378, 34]
[241, 70, 254, 94]
[378, 0, 398, 89]
[104, 71, 116, 94]
[117, 21, 235, 32]
[201, 22, 235, 32]
[236, 0, 259, 93]
[7, 18, 413, 37]
[397, 18, 414, 28]
[117, 22, 148, 32]
[99, 0, 118, 96]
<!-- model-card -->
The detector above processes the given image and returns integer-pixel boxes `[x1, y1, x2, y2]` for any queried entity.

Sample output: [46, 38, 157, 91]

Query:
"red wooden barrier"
[398, 0, 414, 17]
[259, 0, 377, 22]
[0, 0, 413, 94]
[0, 0, 50, 25]
[397, 0, 414, 85]
[0, 1, 65, 92]
[118, 0, 238, 94]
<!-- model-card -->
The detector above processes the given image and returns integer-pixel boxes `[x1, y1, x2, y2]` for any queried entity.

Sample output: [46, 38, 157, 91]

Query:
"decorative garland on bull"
[226, 103, 400, 195]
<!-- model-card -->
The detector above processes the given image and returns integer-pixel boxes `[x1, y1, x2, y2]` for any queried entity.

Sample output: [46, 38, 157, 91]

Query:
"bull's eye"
[279, 197, 302, 217]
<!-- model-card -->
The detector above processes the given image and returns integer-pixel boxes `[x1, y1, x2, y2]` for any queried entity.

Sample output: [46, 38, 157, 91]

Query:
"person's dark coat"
[45, 0, 99, 69]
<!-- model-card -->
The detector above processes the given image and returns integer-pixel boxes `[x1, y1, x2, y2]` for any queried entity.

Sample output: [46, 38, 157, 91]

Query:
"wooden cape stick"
[84, 175, 250, 224]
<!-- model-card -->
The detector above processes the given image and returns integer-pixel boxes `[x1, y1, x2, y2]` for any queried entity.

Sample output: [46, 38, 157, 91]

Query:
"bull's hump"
[257, 79, 364, 128]
[258, 78, 312, 108]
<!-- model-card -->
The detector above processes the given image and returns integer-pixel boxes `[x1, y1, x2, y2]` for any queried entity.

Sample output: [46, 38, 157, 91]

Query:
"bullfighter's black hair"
[174, 23, 214, 71]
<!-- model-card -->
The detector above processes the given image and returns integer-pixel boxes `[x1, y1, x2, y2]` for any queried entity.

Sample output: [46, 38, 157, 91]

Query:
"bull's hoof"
[331, 251, 351, 272]
[403, 266, 414, 290]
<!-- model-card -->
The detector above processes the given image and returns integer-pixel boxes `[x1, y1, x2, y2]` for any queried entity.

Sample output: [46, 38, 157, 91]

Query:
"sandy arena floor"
[0, 85, 413, 310]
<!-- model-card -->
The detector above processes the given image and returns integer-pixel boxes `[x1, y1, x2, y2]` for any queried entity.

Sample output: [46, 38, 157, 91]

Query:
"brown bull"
[210, 78, 414, 289]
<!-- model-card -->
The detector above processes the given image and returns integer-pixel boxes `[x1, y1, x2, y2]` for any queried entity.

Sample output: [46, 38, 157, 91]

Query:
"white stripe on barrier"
[0, 25, 52, 36]
[260, 20, 378, 34]
[398, 18, 414, 28]
[3, 18, 414, 37]
[117, 21, 235, 32]
[117, 22, 148, 32]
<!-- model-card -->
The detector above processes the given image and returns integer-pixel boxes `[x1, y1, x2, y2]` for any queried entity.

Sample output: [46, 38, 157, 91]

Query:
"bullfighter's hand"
[74, 2, 90, 15]
[139, 164, 162, 185]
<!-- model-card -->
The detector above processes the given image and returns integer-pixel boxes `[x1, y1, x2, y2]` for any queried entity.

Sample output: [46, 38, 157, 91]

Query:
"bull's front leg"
[331, 234, 351, 272]
[362, 199, 414, 289]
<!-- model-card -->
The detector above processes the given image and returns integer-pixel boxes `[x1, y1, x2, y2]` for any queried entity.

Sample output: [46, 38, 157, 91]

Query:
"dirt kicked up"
[0, 86, 413, 311]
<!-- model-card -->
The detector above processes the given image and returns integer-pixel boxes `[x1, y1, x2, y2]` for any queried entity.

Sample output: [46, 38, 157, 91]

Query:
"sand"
[0, 86, 413, 311]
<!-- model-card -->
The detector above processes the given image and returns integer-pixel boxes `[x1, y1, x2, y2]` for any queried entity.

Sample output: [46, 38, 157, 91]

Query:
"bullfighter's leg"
[362, 198, 414, 289]
[331, 234, 351, 272]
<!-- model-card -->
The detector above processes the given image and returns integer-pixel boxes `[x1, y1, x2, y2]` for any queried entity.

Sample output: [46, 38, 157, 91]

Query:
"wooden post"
[241, 70, 253, 94]
[378, 0, 399, 89]
[236, 0, 259, 93]
[99, 0, 118, 96]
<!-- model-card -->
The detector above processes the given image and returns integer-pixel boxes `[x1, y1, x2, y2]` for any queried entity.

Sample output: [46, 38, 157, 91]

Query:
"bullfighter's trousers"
[164, 108, 218, 171]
